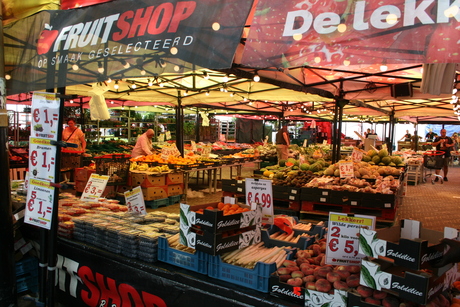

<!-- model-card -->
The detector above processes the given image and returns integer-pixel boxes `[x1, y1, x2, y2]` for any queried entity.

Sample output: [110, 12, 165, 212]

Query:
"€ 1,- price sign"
[31, 92, 60, 141]
[28, 138, 57, 181]
[24, 178, 55, 230]
[124, 186, 147, 215]
[80, 174, 110, 202]
[245, 178, 273, 224]
[339, 161, 354, 178]
[351, 148, 364, 163]
[325, 212, 376, 265]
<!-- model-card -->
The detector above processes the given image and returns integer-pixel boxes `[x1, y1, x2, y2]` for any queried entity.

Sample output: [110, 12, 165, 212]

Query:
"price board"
[351, 148, 364, 162]
[325, 212, 376, 265]
[24, 178, 55, 230]
[245, 178, 274, 224]
[339, 161, 354, 178]
[28, 137, 57, 181]
[80, 174, 110, 202]
[161, 144, 181, 161]
[124, 186, 147, 215]
[31, 92, 60, 141]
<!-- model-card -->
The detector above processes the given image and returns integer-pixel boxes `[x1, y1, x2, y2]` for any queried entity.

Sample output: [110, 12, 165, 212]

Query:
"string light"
[253, 73, 260, 82]
[97, 62, 104, 73]
[114, 80, 119, 90]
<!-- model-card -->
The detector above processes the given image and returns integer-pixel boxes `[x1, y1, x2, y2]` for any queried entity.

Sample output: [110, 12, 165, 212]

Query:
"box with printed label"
[360, 257, 458, 305]
[142, 186, 168, 201]
[130, 172, 166, 188]
[167, 184, 183, 196]
[166, 172, 184, 184]
[359, 219, 458, 270]
[180, 225, 261, 256]
[179, 202, 262, 233]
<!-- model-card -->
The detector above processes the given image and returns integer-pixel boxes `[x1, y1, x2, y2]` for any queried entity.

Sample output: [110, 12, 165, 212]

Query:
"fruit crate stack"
[358, 219, 460, 305]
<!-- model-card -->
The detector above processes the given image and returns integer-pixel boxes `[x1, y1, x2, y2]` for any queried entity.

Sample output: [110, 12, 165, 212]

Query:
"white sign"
[31, 92, 60, 141]
[339, 161, 354, 178]
[245, 178, 274, 224]
[28, 137, 57, 181]
[161, 144, 181, 161]
[325, 212, 376, 265]
[24, 178, 55, 230]
[351, 148, 364, 162]
[124, 186, 147, 215]
[80, 174, 110, 202]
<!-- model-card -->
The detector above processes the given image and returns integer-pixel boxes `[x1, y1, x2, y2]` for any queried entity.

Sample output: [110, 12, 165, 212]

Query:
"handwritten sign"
[28, 137, 57, 181]
[31, 92, 60, 141]
[124, 186, 147, 215]
[351, 148, 364, 163]
[245, 178, 273, 224]
[339, 161, 354, 178]
[80, 174, 110, 202]
[24, 178, 55, 230]
[161, 144, 181, 161]
[325, 212, 376, 265]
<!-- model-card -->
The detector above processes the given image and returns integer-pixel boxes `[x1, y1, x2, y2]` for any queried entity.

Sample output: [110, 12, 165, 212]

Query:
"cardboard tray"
[261, 225, 321, 250]
[359, 219, 459, 270]
[360, 257, 459, 305]
[158, 236, 208, 275]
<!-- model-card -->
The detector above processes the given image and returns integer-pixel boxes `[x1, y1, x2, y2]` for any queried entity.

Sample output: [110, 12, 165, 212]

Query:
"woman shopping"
[62, 118, 86, 152]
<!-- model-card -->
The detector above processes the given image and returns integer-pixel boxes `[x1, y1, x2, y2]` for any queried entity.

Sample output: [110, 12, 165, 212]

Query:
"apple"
[37, 23, 59, 55]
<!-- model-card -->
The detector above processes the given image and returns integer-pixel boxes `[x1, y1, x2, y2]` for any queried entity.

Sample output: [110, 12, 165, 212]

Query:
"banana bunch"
[146, 165, 170, 173]
[130, 162, 169, 173]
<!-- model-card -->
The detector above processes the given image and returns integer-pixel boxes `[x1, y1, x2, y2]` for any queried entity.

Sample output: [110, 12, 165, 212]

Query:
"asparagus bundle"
[220, 243, 288, 269]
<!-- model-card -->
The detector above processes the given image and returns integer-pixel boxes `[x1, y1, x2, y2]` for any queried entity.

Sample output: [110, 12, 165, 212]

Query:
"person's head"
[440, 129, 447, 136]
[67, 118, 77, 128]
[367, 128, 371, 132]
[146, 129, 154, 138]
[429, 128, 433, 132]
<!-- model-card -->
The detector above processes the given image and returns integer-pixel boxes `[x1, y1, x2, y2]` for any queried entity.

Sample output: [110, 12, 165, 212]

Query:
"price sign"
[245, 178, 273, 224]
[351, 148, 364, 162]
[24, 178, 55, 230]
[325, 212, 376, 265]
[161, 144, 181, 161]
[31, 92, 60, 141]
[80, 174, 110, 202]
[124, 186, 147, 215]
[339, 161, 354, 178]
[28, 138, 57, 181]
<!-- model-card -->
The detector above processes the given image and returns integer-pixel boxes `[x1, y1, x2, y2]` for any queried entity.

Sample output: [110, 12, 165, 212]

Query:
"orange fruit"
[242, 208, 250, 212]
[206, 206, 214, 210]
[222, 205, 231, 211]
[231, 204, 240, 210]
[217, 202, 225, 210]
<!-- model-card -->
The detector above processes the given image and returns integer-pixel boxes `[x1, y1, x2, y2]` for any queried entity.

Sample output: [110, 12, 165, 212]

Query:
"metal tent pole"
[0, 3, 16, 305]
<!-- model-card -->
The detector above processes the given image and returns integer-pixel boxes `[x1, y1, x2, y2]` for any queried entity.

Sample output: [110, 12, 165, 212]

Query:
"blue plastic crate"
[158, 236, 208, 274]
[208, 254, 277, 293]
[145, 198, 170, 209]
[16, 275, 39, 294]
[168, 194, 182, 206]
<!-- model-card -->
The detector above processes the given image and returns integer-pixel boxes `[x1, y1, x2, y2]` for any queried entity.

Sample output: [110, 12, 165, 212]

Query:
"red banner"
[4, 0, 254, 95]
[242, 0, 460, 68]
[60, 0, 111, 10]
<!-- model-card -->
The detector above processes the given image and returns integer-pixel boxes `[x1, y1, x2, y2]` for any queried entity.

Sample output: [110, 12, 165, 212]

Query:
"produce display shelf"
[158, 236, 208, 275]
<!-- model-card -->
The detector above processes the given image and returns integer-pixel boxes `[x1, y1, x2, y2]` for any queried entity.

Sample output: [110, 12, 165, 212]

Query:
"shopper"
[62, 118, 86, 152]
[425, 129, 437, 142]
[131, 129, 155, 158]
[399, 130, 412, 142]
[432, 129, 454, 181]
[276, 125, 290, 162]
[452, 132, 459, 151]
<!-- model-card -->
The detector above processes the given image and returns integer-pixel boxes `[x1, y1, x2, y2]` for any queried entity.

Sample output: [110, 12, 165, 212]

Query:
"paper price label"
[245, 178, 273, 224]
[31, 92, 60, 141]
[124, 186, 147, 215]
[325, 212, 376, 265]
[24, 178, 55, 230]
[81, 174, 110, 202]
[351, 148, 364, 163]
[28, 137, 57, 181]
[339, 161, 354, 178]
[161, 144, 181, 160]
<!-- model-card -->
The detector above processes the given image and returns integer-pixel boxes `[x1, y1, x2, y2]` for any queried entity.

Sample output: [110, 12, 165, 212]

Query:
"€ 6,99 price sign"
[81, 174, 110, 202]
[24, 178, 55, 230]
[245, 178, 273, 224]
[124, 186, 147, 215]
[325, 212, 376, 265]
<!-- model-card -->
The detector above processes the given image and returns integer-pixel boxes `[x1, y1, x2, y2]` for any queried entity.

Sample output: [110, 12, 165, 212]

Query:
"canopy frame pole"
[0, 3, 16, 305]
[176, 92, 184, 156]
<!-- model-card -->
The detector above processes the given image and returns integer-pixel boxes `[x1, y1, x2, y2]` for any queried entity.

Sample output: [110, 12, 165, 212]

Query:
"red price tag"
[245, 178, 274, 223]
[31, 92, 60, 141]
[339, 161, 354, 178]
[351, 148, 363, 162]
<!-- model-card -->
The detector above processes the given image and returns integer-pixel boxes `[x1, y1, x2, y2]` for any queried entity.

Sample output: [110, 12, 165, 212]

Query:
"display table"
[56, 238, 297, 307]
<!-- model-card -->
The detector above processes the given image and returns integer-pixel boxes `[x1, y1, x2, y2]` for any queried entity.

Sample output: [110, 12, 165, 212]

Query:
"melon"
[300, 163, 310, 171]
[372, 155, 381, 164]
[367, 149, 378, 157]
[381, 156, 392, 165]
[362, 155, 372, 162]
[279, 159, 287, 167]
[378, 149, 389, 158]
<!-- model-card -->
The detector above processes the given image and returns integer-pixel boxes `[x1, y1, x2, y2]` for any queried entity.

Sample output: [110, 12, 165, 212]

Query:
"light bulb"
[253, 74, 260, 82]
[140, 69, 146, 75]
[72, 64, 79, 70]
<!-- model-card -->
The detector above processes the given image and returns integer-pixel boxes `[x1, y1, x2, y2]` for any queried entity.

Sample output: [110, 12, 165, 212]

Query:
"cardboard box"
[360, 257, 459, 305]
[167, 184, 183, 196]
[166, 172, 184, 184]
[179, 202, 262, 233]
[269, 274, 305, 305]
[142, 186, 168, 201]
[180, 225, 261, 256]
[305, 289, 347, 307]
[359, 219, 458, 270]
[74, 168, 95, 181]
[75, 180, 87, 193]
[130, 172, 166, 187]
